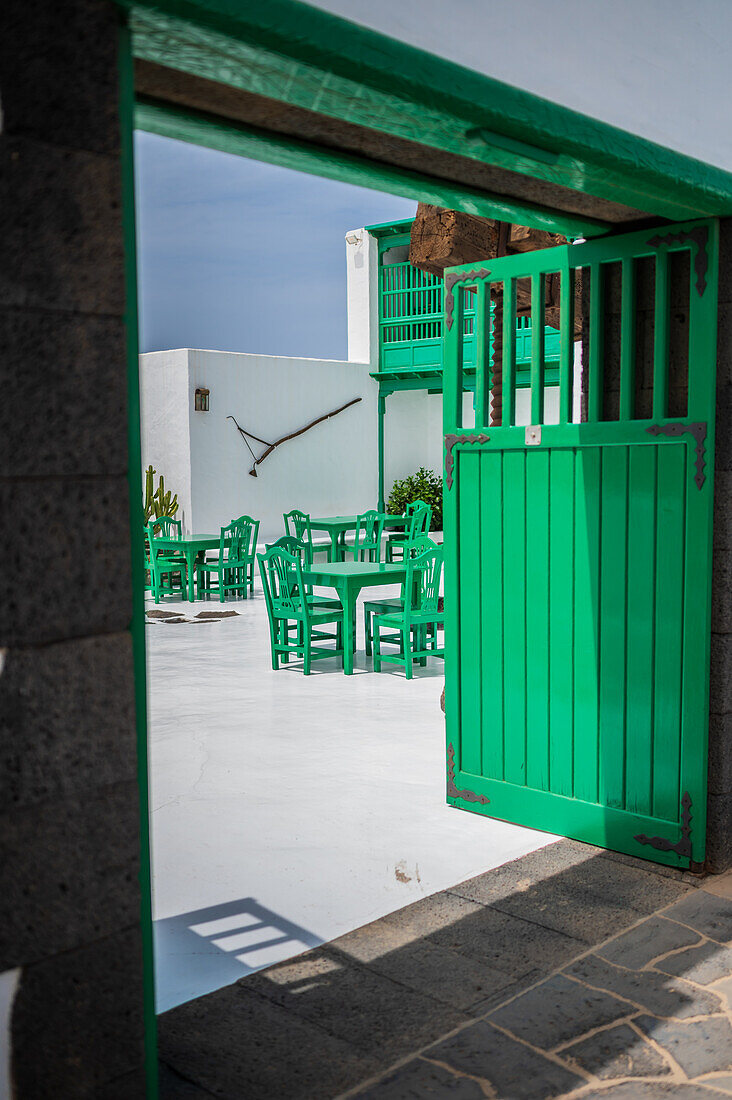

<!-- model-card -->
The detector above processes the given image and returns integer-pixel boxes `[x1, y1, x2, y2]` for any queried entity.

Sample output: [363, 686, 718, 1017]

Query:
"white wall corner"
[139, 348, 195, 534]
[346, 228, 379, 368]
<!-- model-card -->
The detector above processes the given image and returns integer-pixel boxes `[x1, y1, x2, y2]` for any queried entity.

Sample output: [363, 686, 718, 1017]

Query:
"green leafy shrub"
[387, 467, 442, 531]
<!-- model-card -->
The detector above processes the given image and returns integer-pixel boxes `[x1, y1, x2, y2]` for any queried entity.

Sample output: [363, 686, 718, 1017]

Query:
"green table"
[153, 533, 220, 602]
[303, 561, 407, 674]
[309, 514, 404, 561]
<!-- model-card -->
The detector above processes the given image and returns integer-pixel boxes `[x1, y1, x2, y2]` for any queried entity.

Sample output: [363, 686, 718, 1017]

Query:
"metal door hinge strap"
[447, 743, 490, 805]
[634, 791, 693, 861]
[444, 268, 491, 330]
[444, 433, 490, 489]
[646, 422, 707, 489]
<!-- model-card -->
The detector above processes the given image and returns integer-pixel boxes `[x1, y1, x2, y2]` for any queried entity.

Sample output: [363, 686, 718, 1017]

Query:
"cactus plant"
[144, 465, 179, 524]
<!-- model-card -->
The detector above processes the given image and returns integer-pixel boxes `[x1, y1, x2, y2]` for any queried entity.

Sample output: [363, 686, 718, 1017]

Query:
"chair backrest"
[231, 514, 259, 557]
[149, 516, 182, 540]
[353, 510, 383, 559]
[405, 544, 443, 616]
[265, 534, 311, 568]
[258, 546, 307, 617]
[218, 519, 248, 564]
[283, 509, 312, 547]
[406, 500, 432, 539]
[408, 535, 439, 559]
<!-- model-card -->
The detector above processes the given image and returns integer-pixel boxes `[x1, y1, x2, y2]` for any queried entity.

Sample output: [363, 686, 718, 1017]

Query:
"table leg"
[330, 531, 339, 563]
[342, 580, 361, 675]
[187, 548, 196, 602]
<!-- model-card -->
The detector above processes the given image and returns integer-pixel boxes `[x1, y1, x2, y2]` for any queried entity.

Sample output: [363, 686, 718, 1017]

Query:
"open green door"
[443, 220, 718, 871]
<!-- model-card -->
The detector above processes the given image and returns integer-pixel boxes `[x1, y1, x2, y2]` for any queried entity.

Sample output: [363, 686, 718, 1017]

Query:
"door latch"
[525, 426, 542, 446]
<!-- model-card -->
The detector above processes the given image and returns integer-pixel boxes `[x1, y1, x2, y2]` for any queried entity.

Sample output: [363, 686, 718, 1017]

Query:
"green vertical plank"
[530, 273, 545, 424]
[598, 446, 628, 810]
[377, 393, 386, 512]
[443, 278, 464, 430]
[653, 251, 670, 420]
[653, 443, 685, 822]
[625, 445, 657, 816]
[558, 264, 575, 424]
[549, 448, 575, 796]
[503, 450, 527, 786]
[480, 450, 505, 779]
[443, 277, 463, 785]
[619, 257, 636, 420]
[502, 277, 517, 427]
[525, 450, 550, 791]
[573, 446, 601, 804]
[474, 281, 491, 429]
[458, 450, 483, 775]
[588, 263, 604, 422]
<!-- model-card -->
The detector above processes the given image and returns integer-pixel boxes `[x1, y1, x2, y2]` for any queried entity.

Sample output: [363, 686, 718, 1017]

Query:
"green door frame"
[117, 3, 732, 1093]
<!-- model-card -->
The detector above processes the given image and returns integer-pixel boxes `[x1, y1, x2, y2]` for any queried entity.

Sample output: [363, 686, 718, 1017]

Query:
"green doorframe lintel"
[123, 0, 732, 226]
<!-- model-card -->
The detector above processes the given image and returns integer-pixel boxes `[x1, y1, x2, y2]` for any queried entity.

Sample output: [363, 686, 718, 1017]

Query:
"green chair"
[350, 510, 384, 562]
[265, 535, 342, 612]
[373, 543, 444, 679]
[146, 519, 187, 603]
[283, 508, 334, 562]
[258, 546, 344, 675]
[196, 518, 259, 602]
[385, 500, 432, 562]
[364, 536, 439, 656]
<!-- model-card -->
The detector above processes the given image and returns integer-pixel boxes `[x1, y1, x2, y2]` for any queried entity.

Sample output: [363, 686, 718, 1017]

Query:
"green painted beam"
[122, 0, 732, 223]
[135, 98, 601, 236]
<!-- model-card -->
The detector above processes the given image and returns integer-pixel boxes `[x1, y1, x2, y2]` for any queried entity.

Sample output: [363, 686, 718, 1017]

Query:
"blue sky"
[134, 132, 416, 358]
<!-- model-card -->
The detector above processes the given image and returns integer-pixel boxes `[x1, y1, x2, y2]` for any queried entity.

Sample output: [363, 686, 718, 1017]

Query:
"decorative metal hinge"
[446, 742, 490, 805]
[444, 433, 490, 489]
[647, 225, 709, 297]
[635, 791, 694, 861]
[444, 268, 491, 330]
[646, 422, 707, 489]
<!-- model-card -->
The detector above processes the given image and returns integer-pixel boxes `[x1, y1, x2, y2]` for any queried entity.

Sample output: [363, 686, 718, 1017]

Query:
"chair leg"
[403, 626, 413, 680]
[303, 623, 312, 676]
[373, 619, 382, 672]
[364, 607, 372, 656]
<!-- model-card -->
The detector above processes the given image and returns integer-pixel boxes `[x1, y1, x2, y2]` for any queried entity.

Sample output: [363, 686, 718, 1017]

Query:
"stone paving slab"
[157, 840, 732, 1100]
[559, 1021, 672, 1079]
[633, 1014, 732, 1078]
[423, 1020, 586, 1099]
[596, 915, 702, 970]
[655, 941, 732, 985]
[564, 953, 726, 1018]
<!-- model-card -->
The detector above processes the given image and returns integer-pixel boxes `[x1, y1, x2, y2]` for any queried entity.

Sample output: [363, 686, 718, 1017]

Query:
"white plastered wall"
[139, 349, 194, 532]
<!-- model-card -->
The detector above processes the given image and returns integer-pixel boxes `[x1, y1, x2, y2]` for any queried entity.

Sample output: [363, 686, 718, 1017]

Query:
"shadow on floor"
[154, 897, 323, 1013]
[156, 841, 732, 1100]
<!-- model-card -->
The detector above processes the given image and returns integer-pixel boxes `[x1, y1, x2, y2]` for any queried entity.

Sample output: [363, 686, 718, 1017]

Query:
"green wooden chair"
[283, 508, 334, 562]
[385, 500, 432, 562]
[373, 542, 444, 679]
[265, 535, 342, 610]
[350, 509, 384, 562]
[364, 536, 439, 656]
[146, 519, 187, 603]
[258, 545, 344, 675]
[196, 518, 259, 602]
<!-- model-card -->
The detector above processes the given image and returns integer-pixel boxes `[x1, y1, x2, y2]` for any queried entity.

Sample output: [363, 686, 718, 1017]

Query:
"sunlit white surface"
[147, 586, 555, 1012]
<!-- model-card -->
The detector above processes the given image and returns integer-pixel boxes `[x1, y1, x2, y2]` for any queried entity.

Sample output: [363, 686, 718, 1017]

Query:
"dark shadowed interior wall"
[0, 0, 146, 1094]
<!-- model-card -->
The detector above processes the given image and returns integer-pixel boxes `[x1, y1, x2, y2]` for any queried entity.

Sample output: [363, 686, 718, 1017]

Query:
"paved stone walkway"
[158, 840, 732, 1099]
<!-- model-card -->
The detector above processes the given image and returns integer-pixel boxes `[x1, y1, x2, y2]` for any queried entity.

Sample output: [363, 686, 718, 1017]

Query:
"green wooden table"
[309, 514, 404, 561]
[302, 561, 407, 674]
[153, 533, 220, 602]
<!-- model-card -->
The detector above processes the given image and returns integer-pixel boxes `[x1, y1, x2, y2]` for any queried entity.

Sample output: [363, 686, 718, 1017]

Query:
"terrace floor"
[146, 583, 553, 1014]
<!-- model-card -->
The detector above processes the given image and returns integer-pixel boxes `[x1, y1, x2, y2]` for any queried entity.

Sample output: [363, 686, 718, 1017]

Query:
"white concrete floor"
[147, 585, 555, 1013]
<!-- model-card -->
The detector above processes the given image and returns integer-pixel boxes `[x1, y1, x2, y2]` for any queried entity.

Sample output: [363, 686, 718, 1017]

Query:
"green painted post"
[378, 392, 387, 512]
[119, 17, 159, 1097]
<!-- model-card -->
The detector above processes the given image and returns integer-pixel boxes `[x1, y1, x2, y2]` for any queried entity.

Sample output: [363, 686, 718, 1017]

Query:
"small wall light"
[345, 232, 362, 246]
[194, 387, 210, 412]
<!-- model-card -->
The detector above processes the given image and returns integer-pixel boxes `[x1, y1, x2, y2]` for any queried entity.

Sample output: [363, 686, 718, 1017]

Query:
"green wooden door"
[443, 220, 718, 870]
